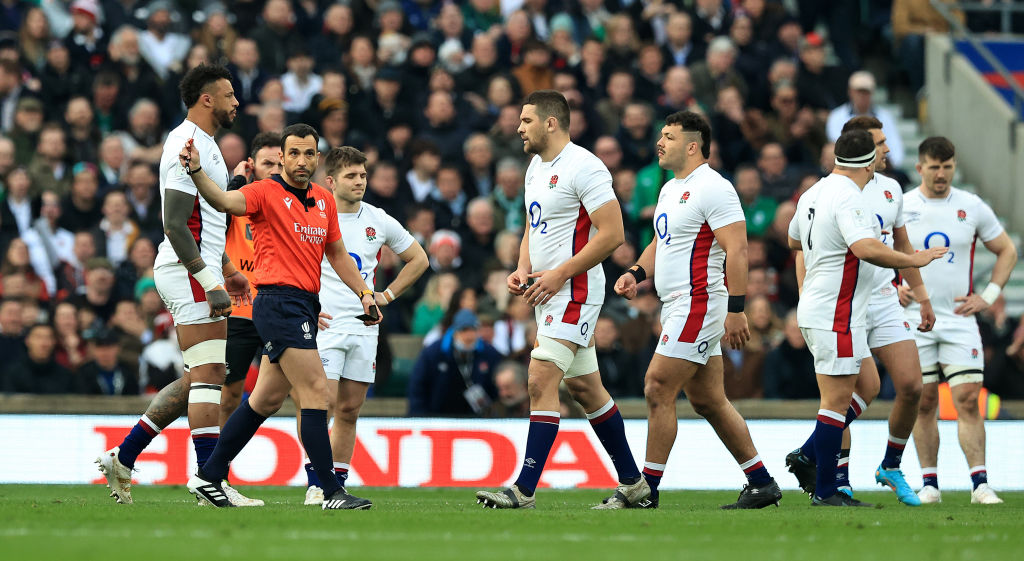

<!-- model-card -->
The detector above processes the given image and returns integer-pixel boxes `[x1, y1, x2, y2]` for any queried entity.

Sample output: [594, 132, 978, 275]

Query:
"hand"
[207, 286, 233, 318]
[954, 293, 990, 317]
[724, 312, 751, 350]
[374, 291, 389, 306]
[178, 138, 201, 173]
[523, 269, 569, 307]
[507, 268, 530, 296]
[224, 271, 252, 307]
[317, 312, 332, 330]
[614, 272, 637, 300]
[897, 283, 915, 307]
[233, 158, 254, 180]
[361, 293, 383, 325]
[917, 299, 935, 332]
[912, 246, 948, 267]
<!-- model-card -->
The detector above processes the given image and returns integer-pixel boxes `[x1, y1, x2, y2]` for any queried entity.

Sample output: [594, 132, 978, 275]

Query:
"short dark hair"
[249, 131, 281, 159]
[664, 110, 711, 158]
[842, 116, 883, 134]
[522, 89, 570, 131]
[280, 123, 320, 151]
[918, 136, 955, 162]
[323, 146, 367, 177]
[409, 138, 440, 160]
[179, 63, 232, 108]
[834, 129, 875, 166]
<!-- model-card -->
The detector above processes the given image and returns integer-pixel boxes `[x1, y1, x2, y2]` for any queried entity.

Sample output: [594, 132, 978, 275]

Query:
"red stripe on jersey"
[832, 249, 859, 333]
[562, 206, 592, 324]
[836, 330, 853, 358]
[742, 460, 765, 474]
[529, 414, 560, 425]
[588, 404, 619, 425]
[817, 414, 845, 428]
[678, 222, 714, 343]
[187, 195, 202, 244]
[188, 272, 207, 302]
[968, 235, 977, 295]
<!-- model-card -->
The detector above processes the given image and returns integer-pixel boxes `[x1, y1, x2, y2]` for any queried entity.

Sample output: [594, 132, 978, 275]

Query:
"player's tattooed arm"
[163, 189, 233, 317]
[143, 377, 188, 428]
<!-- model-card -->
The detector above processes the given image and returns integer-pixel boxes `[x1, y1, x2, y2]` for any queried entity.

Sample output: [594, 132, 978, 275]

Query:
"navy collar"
[271, 174, 314, 211]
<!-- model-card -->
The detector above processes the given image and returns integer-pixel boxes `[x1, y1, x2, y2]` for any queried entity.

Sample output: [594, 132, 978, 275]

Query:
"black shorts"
[252, 285, 320, 363]
[225, 316, 262, 385]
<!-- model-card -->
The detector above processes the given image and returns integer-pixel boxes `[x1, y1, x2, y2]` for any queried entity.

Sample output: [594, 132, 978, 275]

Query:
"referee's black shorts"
[252, 285, 320, 363]
[225, 316, 262, 385]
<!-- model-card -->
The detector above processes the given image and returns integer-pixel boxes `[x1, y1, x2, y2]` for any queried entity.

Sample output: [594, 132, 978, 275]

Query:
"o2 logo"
[580, 322, 590, 338]
[529, 201, 548, 234]
[656, 213, 671, 245]
[348, 252, 370, 280]
[876, 214, 887, 244]
[923, 231, 954, 264]
[697, 341, 709, 357]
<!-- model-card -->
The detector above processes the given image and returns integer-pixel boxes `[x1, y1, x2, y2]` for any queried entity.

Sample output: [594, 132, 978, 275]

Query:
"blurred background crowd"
[1, 0, 1022, 414]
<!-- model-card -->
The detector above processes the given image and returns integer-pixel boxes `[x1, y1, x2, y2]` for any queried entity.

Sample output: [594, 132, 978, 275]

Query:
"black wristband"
[187, 165, 202, 176]
[728, 295, 745, 313]
[627, 265, 646, 284]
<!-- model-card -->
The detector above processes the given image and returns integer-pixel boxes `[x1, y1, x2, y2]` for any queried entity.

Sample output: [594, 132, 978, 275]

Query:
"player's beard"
[213, 107, 235, 130]
[524, 133, 547, 155]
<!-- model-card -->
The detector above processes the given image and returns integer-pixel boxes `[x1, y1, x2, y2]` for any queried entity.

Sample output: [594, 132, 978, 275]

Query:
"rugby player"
[476, 90, 648, 509]
[178, 124, 382, 510]
[615, 111, 782, 509]
[96, 64, 260, 506]
[299, 146, 428, 507]
[789, 129, 945, 506]
[786, 116, 934, 506]
[901, 137, 1016, 504]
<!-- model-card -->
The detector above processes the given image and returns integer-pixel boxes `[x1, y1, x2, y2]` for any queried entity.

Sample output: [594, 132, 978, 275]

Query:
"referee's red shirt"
[239, 175, 341, 293]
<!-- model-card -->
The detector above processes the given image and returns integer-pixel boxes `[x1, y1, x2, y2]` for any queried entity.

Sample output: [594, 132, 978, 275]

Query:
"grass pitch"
[1, 485, 1021, 561]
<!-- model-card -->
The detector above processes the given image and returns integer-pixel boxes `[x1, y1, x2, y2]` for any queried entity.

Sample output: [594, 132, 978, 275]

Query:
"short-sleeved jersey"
[789, 174, 879, 331]
[155, 120, 230, 271]
[902, 186, 1004, 322]
[240, 175, 341, 293]
[653, 163, 745, 309]
[320, 202, 415, 335]
[862, 173, 905, 304]
[224, 215, 257, 319]
[524, 142, 616, 315]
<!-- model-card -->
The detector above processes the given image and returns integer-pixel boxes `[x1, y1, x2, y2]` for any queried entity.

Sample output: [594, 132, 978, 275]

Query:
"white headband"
[834, 149, 876, 168]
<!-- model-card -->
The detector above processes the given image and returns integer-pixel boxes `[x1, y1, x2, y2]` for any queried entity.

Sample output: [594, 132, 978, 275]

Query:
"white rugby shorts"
[535, 294, 600, 347]
[908, 316, 985, 385]
[154, 263, 225, 326]
[654, 295, 725, 365]
[318, 332, 378, 383]
[800, 326, 871, 375]
[866, 298, 916, 349]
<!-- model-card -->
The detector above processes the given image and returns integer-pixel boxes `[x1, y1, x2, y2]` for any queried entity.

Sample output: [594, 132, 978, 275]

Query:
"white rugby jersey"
[524, 142, 616, 312]
[789, 174, 879, 331]
[319, 201, 415, 335]
[155, 120, 230, 272]
[653, 163, 744, 309]
[862, 173, 905, 304]
[902, 186, 1003, 322]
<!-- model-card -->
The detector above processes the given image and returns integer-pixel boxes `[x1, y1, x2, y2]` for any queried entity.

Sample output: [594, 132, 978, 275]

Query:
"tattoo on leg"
[145, 377, 189, 428]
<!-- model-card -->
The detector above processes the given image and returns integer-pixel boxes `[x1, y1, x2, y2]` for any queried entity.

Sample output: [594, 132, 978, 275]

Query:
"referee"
[178, 123, 382, 510]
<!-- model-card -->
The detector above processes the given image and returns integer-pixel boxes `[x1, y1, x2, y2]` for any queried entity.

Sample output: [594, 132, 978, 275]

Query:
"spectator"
[79, 326, 139, 395]
[9, 96, 45, 165]
[38, 42, 90, 116]
[64, 96, 102, 165]
[23, 191, 75, 297]
[407, 309, 502, 416]
[0, 297, 26, 364]
[470, 1, 510, 40]
[765, 83, 827, 166]
[825, 71, 904, 167]
[430, 165, 468, 232]
[137, 313, 181, 392]
[192, 3, 237, 65]
[411, 271, 458, 336]
[691, 36, 748, 110]
[762, 310, 818, 399]
[406, 203, 436, 248]
[92, 189, 139, 266]
[64, 0, 108, 71]
[108, 298, 145, 365]
[633, 44, 664, 104]
[491, 158, 525, 232]
[656, 65, 701, 120]
[594, 70, 633, 135]
[795, 32, 846, 111]
[593, 135, 623, 175]
[58, 162, 103, 233]
[103, 26, 162, 121]
[488, 104, 526, 164]
[661, 11, 703, 68]
[2, 166, 34, 235]
[0, 136, 14, 179]
[249, 0, 304, 75]
[724, 295, 780, 399]
[362, 161, 408, 224]
[891, 0, 960, 95]
[734, 163, 777, 238]
[352, 68, 412, 148]
[19, 6, 52, 74]
[427, 229, 464, 280]
[280, 48, 321, 115]
[419, 91, 470, 161]
[2, 323, 78, 393]
[28, 124, 71, 196]
[0, 60, 25, 133]
[616, 102, 656, 171]
[404, 139, 441, 203]
[116, 98, 163, 165]
[456, 34, 500, 97]
[52, 301, 86, 372]
[595, 315, 641, 397]
[91, 71, 127, 134]
[1, 237, 47, 301]
[694, 0, 734, 46]
[513, 40, 554, 96]
[54, 231, 97, 298]
[67, 257, 117, 324]
[122, 160, 161, 238]
[309, 3, 353, 72]
[227, 38, 268, 111]
[113, 236, 154, 301]
[461, 133, 495, 199]
[492, 360, 529, 417]
[756, 141, 797, 202]
[136, 1, 189, 80]
[461, 197, 498, 274]
[217, 132, 246, 173]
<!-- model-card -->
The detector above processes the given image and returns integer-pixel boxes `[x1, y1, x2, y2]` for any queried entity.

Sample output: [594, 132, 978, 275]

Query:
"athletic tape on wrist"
[980, 282, 1001, 305]
[192, 266, 220, 292]
[385, 288, 396, 303]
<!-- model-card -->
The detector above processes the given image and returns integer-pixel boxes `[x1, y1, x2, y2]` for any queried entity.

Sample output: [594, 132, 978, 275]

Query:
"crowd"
[0, 0, 1021, 411]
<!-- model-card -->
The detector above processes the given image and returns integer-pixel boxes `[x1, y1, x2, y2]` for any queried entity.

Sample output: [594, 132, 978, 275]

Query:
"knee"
[644, 376, 673, 408]
[250, 394, 283, 416]
[918, 389, 939, 413]
[526, 376, 549, 403]
[336, 398, 364, 423]
[563, 377, 590, 402]
[687, 393, 721, 419]
[954, 392, 980, 417]
[895, 378, 923, 404]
